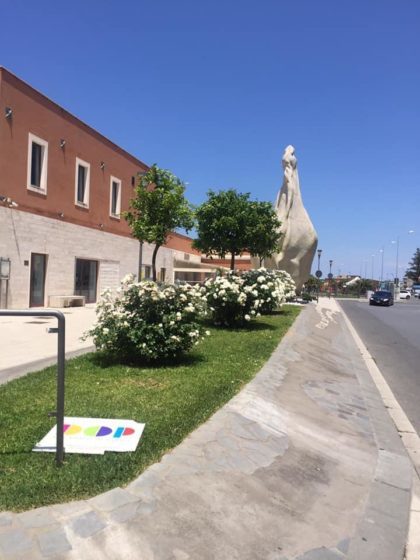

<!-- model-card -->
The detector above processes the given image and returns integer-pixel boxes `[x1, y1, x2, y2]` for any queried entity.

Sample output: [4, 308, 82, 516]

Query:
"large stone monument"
[264, 145, 318, 291]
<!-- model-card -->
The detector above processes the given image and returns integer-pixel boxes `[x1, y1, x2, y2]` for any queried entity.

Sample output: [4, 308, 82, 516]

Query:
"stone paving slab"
[0, 300, 413, 559]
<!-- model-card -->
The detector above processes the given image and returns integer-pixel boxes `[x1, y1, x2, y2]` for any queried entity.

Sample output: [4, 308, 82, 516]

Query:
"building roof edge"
[0, 66, 149, 171]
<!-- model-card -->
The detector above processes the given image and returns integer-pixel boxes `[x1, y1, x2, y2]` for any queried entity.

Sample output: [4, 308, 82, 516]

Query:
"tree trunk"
[230, 252, 235, 270]
[259, 256, 263, 267]
[152, 244, 160, 281]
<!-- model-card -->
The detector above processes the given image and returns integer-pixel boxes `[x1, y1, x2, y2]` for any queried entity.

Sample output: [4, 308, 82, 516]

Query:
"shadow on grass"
[88, 350, 206, 370]
[200, 318, 277, 332]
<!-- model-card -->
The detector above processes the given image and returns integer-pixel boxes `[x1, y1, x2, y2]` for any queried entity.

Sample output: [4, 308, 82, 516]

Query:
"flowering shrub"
[242, 268, 296, 314]
[85, 275, 208, 362]
[202, 268, 296, 326]
[274, 270, 296, 301]
[203, 272, 256, 326]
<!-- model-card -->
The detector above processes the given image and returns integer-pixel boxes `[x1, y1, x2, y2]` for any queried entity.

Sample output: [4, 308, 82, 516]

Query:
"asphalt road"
[339, 297, 420, 435]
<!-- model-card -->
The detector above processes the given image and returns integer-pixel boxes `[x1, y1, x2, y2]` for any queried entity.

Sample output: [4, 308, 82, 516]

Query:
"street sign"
[315, 270, 322, 278]
[328, 273, 333, 279]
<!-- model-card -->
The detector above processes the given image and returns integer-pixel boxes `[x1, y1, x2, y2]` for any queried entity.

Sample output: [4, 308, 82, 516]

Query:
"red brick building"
[0, 68, 188, 308]
[0, 67, 253, 309]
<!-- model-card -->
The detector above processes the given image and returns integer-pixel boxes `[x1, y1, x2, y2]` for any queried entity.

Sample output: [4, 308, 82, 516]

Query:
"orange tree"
[125, 165, 194, 281]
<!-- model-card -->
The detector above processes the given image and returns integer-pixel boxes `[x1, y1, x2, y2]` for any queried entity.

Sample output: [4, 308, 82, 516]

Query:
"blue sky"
[1, 0, 419, 279]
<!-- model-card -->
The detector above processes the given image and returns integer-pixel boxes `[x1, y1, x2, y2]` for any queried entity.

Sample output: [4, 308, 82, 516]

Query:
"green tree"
[406, 248, 420, 282]
[194, 189, 279, 270]
[247, 201, 282, 266]
[302, 275, 321, 294]
[194, 190, 251, 270]
[125, 165, 194, 281]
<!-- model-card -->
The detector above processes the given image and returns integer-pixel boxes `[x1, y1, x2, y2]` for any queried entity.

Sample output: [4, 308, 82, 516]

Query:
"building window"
[75, 158, 90, 207]
[27, 133, 48, 194]
[110, 176, 121, 218]
[160, 267, 166, 282]
[144, 265, 152, 279]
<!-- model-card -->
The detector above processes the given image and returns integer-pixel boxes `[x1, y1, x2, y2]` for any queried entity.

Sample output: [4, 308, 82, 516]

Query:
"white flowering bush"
[242, 268, 296, 314]
[85, 275, 208, 362]
[274, 270, 296, 301]
[203, 272, 260, 326]
[203, 268, 296, 326]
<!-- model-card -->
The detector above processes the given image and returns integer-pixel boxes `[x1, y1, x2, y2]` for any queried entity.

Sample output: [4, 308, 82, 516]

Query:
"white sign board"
[33, 417, 145, 455]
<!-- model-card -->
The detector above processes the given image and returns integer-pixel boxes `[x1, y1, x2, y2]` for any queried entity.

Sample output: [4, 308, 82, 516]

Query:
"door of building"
[75, 259, 98, 303]
[30, 253, 47, 307]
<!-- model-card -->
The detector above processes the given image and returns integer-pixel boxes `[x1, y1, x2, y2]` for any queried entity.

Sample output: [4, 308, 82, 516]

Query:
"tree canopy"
[406, 248, 420, 282]
[247, 201, 282, 266]
[194, 189, 281, 270]
[124, 165, 194, 281]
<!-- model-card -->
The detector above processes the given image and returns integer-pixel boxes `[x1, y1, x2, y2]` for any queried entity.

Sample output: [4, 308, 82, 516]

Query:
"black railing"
[0, 309, 65, 465]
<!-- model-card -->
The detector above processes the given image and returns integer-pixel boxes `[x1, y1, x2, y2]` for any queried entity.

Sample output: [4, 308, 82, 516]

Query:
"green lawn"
[0, 306, 300, 512]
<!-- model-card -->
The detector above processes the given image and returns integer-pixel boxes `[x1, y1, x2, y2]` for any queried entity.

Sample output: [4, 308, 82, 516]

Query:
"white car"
[399, 290, 411, 300]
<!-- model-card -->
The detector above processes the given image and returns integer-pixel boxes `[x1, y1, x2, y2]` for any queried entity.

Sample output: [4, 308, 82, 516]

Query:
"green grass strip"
[0, 306, 300, 511]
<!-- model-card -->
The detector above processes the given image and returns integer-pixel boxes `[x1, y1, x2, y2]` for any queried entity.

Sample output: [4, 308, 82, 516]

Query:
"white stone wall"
[0, 207, 174, 308]
[172, 249, 202, 264]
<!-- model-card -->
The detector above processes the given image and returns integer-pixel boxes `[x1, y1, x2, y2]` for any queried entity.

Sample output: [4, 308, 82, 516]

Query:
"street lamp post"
[316, 249, 323, 301]
[328, 260, 333, 297]
[391, 238, 400, 285]
[317, 249, 322, 273]
[379, 247, 384, 283]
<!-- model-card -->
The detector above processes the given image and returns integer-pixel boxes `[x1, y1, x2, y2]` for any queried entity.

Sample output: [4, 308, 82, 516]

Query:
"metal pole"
[56, 313, 65, 465]
[138, 241, 143, 281]
[380, 248, 384, 282]
[0, 309, 65, 465]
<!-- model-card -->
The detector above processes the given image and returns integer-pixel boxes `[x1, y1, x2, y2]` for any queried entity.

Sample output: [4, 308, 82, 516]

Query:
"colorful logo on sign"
[63, 424, 135, 438]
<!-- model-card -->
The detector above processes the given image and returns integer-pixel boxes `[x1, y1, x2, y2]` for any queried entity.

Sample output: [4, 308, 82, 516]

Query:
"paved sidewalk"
[0, 306, 96, 384]
[0, 300, 415, 559]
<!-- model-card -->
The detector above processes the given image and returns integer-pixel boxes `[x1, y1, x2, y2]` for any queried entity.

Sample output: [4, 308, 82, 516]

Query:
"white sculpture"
[264, 145, 318, 291]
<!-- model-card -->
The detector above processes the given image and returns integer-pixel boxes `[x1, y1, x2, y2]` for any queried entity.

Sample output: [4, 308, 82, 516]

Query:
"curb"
[335, 300, 413, 560]
[0, 345, 96, 385]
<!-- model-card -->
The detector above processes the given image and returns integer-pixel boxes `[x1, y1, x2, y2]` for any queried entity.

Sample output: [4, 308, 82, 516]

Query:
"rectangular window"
[75, 158, 90, 207]
[31, 143, 42, 187]
[27, 133, 48, 193]
[109, 176, 121, 218]
[160, 267, 166, 282]
[144, 265, 151, 279]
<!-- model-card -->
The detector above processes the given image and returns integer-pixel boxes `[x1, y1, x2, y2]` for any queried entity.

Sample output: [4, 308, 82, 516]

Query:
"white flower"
[244, 314, 251, 321]
[257, 276, 265, 283]
[103, 327, 109, 334]
[205, 330, 211, 336]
